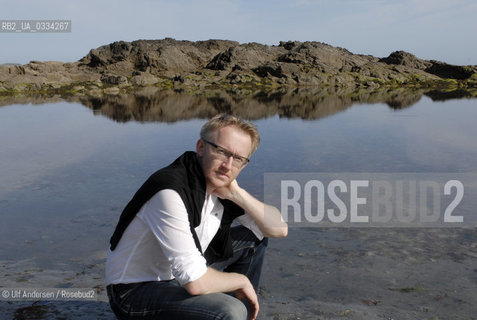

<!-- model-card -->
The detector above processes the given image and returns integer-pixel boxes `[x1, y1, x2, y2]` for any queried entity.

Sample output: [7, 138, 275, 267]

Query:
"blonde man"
[106, 114, 287, 320]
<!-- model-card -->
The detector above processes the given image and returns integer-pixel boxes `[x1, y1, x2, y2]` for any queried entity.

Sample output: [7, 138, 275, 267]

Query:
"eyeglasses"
[202, 138, 250, 168]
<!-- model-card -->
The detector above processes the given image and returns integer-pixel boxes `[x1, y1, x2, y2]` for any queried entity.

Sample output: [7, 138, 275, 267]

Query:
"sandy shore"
[2, 227, 476, 319]
[259, 227, 477, 319]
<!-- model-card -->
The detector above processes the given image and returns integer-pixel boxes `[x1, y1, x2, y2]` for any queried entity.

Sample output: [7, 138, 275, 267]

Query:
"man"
[106, 114, 288, 320]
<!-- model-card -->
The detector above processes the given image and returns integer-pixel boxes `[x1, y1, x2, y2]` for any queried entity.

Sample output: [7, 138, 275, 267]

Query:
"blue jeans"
[107, 226, 268, 320]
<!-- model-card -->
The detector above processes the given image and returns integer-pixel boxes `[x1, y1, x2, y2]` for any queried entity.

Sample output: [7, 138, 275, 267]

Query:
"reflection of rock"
[380, 89, 424, 109]
[425, 89, 474, 101]
[71, 88, 461, 122]
[1, 87, 474, 121]
[0, 95, 66, 107]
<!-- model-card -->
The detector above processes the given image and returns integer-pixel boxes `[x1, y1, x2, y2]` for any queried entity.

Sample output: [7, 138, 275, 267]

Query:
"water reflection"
[1, 89, 477, 319]
[1, 87, 474, 122]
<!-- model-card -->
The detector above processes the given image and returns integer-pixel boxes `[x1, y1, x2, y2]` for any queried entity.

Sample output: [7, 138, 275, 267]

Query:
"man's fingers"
[235, 285, 259, 320]
[243, 286, 259, 320]
[249, 300, 259, 320]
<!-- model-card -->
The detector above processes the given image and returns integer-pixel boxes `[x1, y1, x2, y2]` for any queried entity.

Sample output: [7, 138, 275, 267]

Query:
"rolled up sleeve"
[137, 189, 207, 285]
[236, 213, 264, 240]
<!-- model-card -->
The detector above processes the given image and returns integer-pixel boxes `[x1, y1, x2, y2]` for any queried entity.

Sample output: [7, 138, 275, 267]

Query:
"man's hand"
[212, 179, 241, 201]
[213, 180, 288, 239]
[235, 282, 259, 320]
[184, 268, 259, 319]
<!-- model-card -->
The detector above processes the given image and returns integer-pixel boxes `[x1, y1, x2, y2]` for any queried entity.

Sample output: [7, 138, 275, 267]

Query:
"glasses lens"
[232, 157, 243, 167]
[204, 139, 248, 167]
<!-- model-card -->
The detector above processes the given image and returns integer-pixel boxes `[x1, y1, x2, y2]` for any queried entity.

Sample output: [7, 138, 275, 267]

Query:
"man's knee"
[217, 297, 248, 320]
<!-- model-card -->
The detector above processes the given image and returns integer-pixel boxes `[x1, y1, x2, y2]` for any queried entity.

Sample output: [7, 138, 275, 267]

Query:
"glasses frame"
[201, 138, 250, 168]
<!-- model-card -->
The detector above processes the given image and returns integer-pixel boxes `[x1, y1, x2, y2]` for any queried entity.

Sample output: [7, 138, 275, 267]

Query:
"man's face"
[197, 125, 252, 192]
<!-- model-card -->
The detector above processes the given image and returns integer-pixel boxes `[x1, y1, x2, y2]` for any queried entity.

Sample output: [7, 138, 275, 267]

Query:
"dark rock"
[101, 74, 128, 85]
[173, 75, 184, 83]
[84, 49, 107, 67]
[425, 62, 475, 80]
[232, 64, 243, 71]
[278, 52, 307, 65]
[253, 63, 286, 78]
[379, 51, 431, 70]
[206, 47, 233, 70]
[226, 72, 241, 84]
[110, 41, 132, 61]
[135, 51, 158, 72]
[279, 41, 300, 51]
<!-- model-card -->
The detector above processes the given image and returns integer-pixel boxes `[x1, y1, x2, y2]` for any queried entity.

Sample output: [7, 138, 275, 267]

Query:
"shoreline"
[2, 227, 476, 319]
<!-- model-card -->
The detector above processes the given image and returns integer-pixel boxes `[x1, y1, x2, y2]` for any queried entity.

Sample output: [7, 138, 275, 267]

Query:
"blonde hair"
[200, 114, 260, 155]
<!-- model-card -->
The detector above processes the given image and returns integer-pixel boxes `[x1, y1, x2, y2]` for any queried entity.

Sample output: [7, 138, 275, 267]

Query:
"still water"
[1, 89, 476, 288]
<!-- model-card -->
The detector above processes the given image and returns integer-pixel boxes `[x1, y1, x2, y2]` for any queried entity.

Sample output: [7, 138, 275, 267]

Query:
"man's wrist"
[230, 185, 248, 205]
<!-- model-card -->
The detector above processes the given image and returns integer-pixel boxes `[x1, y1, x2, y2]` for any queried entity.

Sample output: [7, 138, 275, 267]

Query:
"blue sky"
[1, 0, 476, 65]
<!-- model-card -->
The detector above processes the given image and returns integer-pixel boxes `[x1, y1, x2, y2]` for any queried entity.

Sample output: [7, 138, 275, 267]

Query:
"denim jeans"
[107, 226, 268, 320]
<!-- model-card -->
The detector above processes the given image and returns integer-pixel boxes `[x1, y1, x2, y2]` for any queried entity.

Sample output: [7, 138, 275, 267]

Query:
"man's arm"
[213, 180, 288, 238]
[184, 267, 259, 319]
[141, 189, 259, 319]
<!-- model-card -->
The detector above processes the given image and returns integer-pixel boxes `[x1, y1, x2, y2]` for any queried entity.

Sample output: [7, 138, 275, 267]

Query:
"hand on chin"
[212, 178, 239, 201]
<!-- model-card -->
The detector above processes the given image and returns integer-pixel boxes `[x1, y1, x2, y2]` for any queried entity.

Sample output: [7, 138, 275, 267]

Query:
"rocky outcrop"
[78, 38, 238, 76]
[1, 38, 476, 96]
[206, 42, 280, 71]
[379, 51, 431, 70]
[379, 50, 475, 80]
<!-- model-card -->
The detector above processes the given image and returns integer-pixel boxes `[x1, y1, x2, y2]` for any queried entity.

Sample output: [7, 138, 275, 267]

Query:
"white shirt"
[105, 189, 263, 286]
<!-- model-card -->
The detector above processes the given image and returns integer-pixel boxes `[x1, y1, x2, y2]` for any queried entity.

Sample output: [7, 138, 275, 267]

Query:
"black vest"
[109, 151, 245, 261]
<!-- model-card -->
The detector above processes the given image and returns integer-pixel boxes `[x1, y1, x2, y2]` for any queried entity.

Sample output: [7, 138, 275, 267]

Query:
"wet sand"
[2, 227, 477, 319]
[260, 227, 477, 319]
